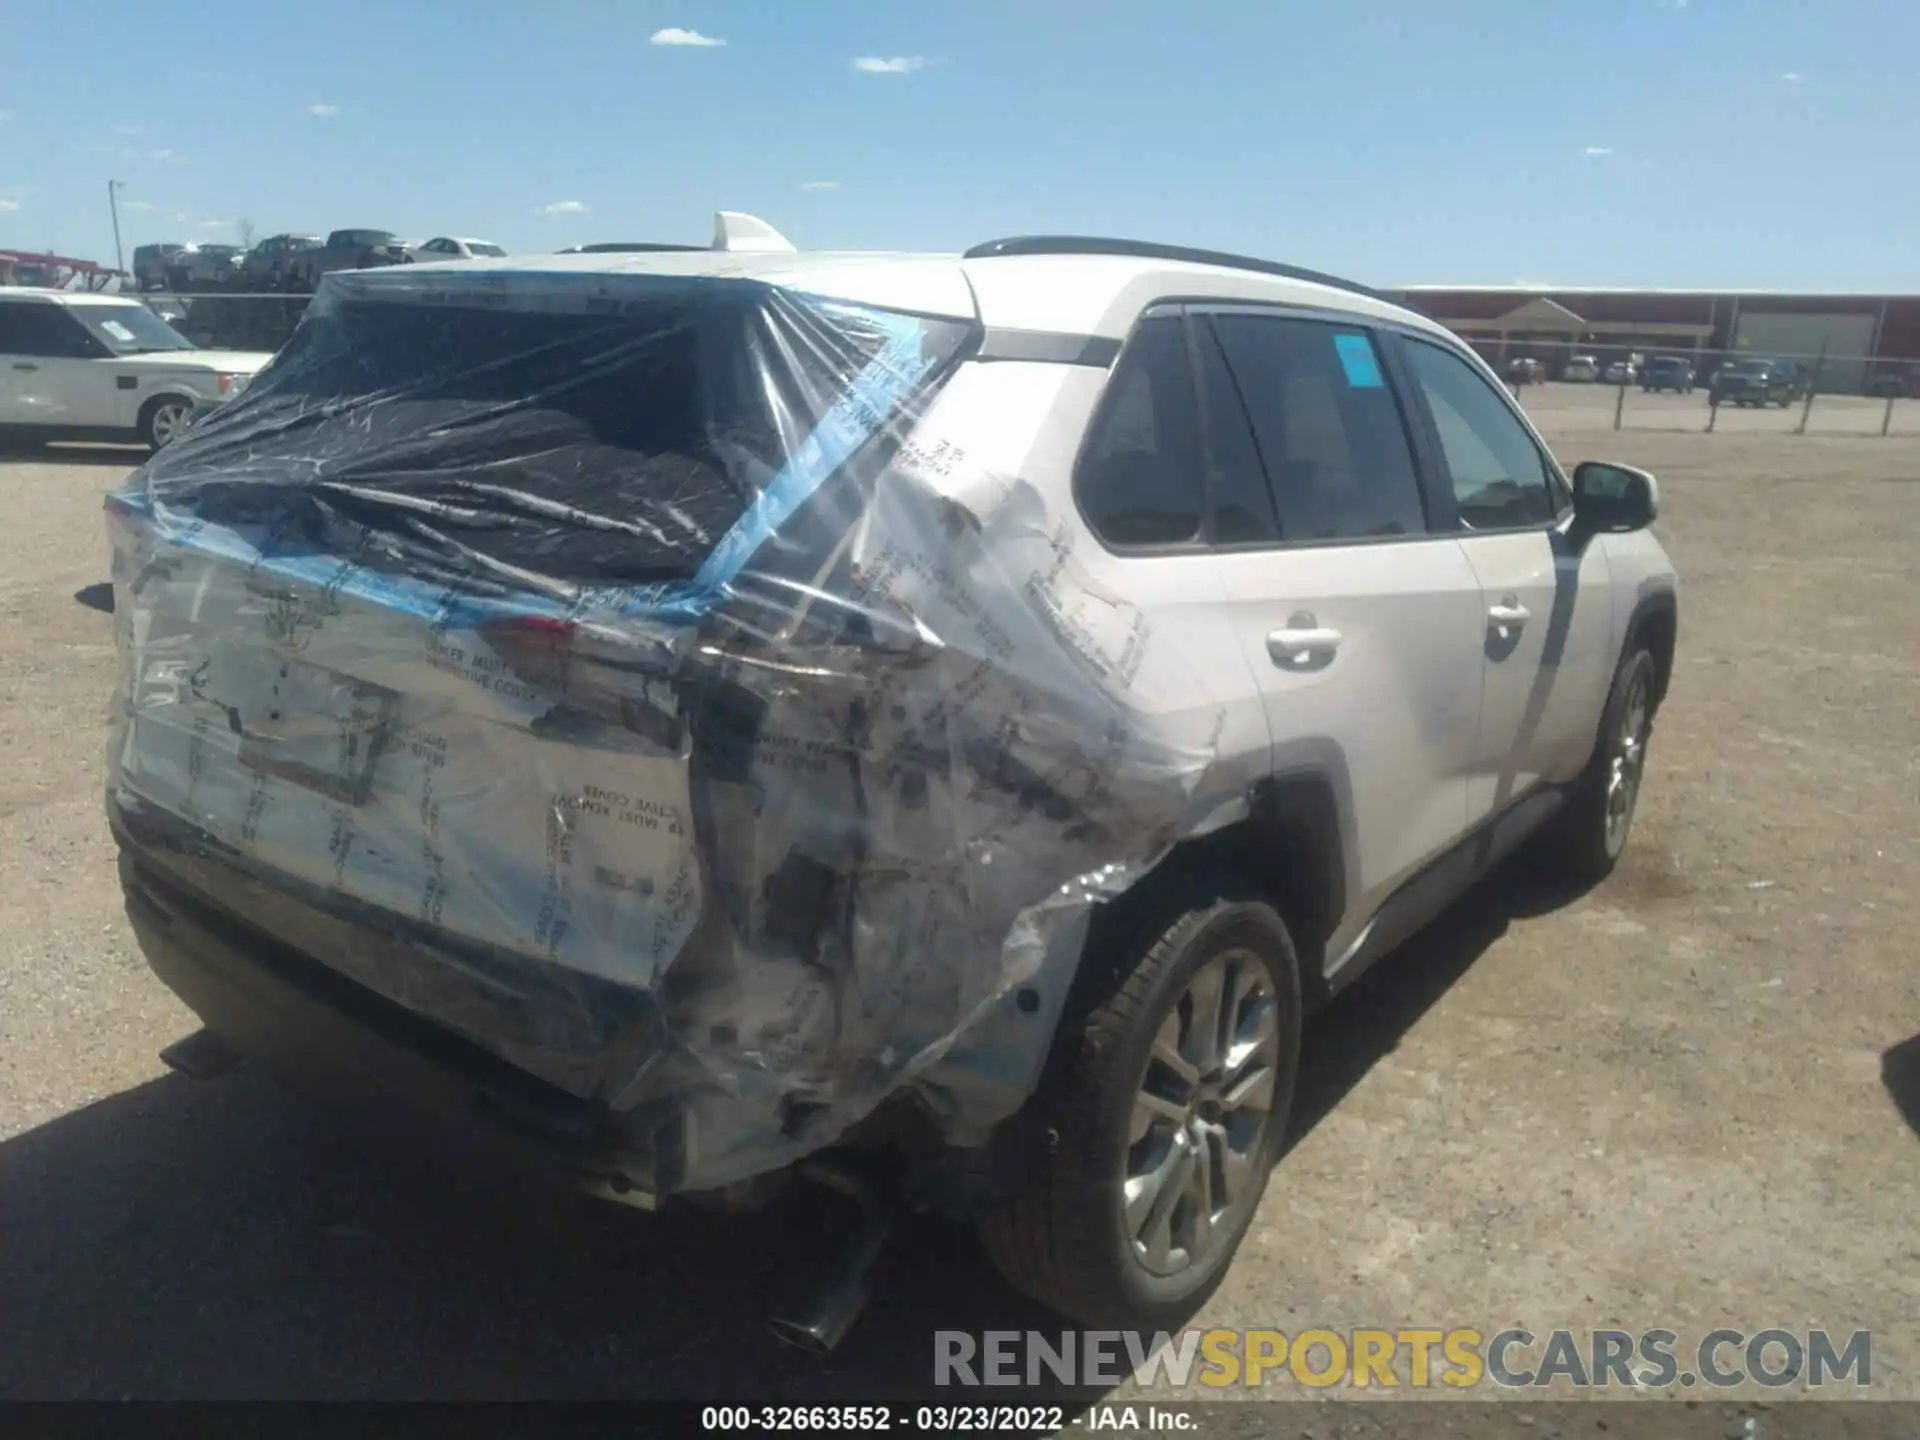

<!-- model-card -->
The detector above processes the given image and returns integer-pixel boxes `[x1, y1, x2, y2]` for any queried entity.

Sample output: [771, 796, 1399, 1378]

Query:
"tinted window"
[0, 303, 100, 358]
[1193, 323, 1280, 543]
[1403, 339, 1560, 529]
[1207, 315, 1426, 541]
[1076, 315, 1204, 546]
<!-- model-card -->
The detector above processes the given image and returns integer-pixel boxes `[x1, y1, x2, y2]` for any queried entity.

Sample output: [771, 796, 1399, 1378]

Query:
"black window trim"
[1071, 297, 1581, 562]
[1387, 329, 1576, 538]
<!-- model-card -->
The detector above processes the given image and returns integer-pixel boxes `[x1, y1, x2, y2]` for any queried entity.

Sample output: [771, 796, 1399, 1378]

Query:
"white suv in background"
[0, 291, 274, 450]
[411, 236, 508, 261]
[106, 222, 1677, 1343]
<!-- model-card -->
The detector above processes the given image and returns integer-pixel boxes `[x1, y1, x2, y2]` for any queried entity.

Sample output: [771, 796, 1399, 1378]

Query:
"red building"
[1390, 286, 1920, 393]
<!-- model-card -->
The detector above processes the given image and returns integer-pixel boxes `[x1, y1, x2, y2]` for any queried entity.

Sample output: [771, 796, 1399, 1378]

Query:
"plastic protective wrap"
[106, 265, 1227, 1192]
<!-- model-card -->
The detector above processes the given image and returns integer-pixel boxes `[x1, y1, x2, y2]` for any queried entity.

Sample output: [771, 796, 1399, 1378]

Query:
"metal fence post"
[1706, 390, 1718, 433]
[1613, 374, 1627, 430]
[1795, 340, 1828, 436]
[1883, 392, 1897, 438]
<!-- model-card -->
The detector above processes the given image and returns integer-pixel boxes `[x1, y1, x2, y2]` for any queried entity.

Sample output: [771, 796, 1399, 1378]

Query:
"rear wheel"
[978, 878, 1301, 1329]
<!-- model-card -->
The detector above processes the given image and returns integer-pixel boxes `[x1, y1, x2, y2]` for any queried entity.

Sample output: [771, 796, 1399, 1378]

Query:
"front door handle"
[1267, 626, 1343, 663]
[1486, 601, 1531, 627]
[11, 362, 39, 372]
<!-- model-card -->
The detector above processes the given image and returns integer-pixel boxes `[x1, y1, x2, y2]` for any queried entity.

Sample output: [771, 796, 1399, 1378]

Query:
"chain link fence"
[124, 294, 1920, 439]
[1484, 338, 1919, 437]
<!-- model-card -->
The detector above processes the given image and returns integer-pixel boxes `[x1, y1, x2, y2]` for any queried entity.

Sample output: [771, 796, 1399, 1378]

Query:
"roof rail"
[960, 236, 1386, 303]
[560, 243, 707, 255]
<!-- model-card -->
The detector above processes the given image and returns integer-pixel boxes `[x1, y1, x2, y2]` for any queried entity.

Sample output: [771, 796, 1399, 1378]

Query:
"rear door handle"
[1486, 602, 1531, 627]
[1267, 626, 1343, 662]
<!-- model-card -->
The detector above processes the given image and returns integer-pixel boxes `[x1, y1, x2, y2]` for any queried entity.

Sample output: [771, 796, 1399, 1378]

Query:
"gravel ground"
[1, 423, 1915, 1418]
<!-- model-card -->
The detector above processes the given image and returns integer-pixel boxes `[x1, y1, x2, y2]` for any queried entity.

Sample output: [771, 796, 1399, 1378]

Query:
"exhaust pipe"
[158, 1027, 242, 1079]
[768, 1157, 892, 1356]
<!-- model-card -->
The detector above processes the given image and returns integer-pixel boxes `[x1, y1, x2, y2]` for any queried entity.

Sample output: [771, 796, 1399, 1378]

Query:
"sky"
[2, 0, 1916, 290]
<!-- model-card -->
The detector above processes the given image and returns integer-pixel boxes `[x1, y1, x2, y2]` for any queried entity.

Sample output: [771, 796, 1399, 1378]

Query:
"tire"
[1533, 646, 1658, 885]
[978, 876, 1302, 1329]
[139, 395, 195, 452]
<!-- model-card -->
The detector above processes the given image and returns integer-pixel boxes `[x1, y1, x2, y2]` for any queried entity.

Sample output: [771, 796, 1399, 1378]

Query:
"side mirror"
[1571, 461, 1659, 533]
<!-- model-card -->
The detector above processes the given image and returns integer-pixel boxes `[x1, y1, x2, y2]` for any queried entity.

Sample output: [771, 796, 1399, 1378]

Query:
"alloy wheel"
[1124, 949, 1281, 1277]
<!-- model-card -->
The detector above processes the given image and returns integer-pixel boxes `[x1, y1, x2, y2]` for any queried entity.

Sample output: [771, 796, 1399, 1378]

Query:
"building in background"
[1391, 287, 1920, 394]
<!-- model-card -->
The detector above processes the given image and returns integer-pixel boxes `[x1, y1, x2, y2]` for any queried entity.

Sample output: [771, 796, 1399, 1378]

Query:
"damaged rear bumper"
[115, 806, 676, 1205]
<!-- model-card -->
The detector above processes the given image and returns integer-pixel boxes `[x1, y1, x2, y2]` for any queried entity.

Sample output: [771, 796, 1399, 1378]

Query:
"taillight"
[480, 616, 683, 748]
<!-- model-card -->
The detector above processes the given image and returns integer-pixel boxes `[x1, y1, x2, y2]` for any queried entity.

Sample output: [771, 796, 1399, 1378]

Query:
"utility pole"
[107, 180, 127, 279]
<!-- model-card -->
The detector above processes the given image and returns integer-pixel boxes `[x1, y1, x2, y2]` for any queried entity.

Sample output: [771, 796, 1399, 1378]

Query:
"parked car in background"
[1603, 358, 1639, 385]
[1641, 355, 1696, 394]
[165, 244, 245, 291]
[1865, 363, 1915, 399]
[413, 236, 508, 261]
[1505, 356, 1545, 385]
[132, 243, 187, 292]
[289, 229, 412, 288]
[241, 234, 323, 288]
[1563, 354, 1598, 382]
[0, 289, 273, 449]
[1711, 358, 1806, 408]
[103, 219, 1678, 1339]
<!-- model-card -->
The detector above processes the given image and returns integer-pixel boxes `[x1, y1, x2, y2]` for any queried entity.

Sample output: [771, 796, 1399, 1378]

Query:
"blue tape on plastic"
[1333, 332, 1384, 389]
[690, 304, 934, 598]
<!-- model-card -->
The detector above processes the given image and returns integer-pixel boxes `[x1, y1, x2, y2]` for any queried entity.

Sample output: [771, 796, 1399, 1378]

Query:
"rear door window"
[0, 303, 100, 358]
[1205, 314, 1428, 541]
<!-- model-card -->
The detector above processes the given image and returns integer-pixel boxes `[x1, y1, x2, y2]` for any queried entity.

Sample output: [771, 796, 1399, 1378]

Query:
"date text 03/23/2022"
[699, 1405, 1192, 1432]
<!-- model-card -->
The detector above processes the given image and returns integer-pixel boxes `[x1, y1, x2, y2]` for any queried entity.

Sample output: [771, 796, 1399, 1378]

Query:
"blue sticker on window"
[1333, 332, 1384, 388]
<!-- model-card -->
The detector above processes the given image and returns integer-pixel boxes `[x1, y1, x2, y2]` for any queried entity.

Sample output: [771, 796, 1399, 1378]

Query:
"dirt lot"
[1, 426, 1916, 1415]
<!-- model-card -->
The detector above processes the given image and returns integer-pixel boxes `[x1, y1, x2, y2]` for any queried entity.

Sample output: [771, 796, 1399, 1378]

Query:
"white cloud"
[149, 148, 188, 163]
[540, 199, 588, 215]
[199, 218, 231, 230]
[852, 56, 928, 75]
[800, 179, 840, 190]
[0, 199, 21, 214]
[0, 110, 11, 123]
[122, 199, 156, 212]
[115, 123, 144, 136]
[1782, 71, 1804, 83]
[307, 102, 341, 116]
[650, 27, 725, 47]
[1583, 145, 1614, 156]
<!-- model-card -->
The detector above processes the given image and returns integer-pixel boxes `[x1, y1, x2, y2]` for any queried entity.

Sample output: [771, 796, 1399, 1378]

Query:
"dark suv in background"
[132, 242, 186, 292]
[289, 229, 412, 289]
[1711, 358, 1807, 408]
[1641, 355, 1696, 394]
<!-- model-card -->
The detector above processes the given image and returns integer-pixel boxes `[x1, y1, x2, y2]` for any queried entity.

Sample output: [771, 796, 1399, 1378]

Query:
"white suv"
[0, 290, 274, 450]
[105, 218, 1677, 1344]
